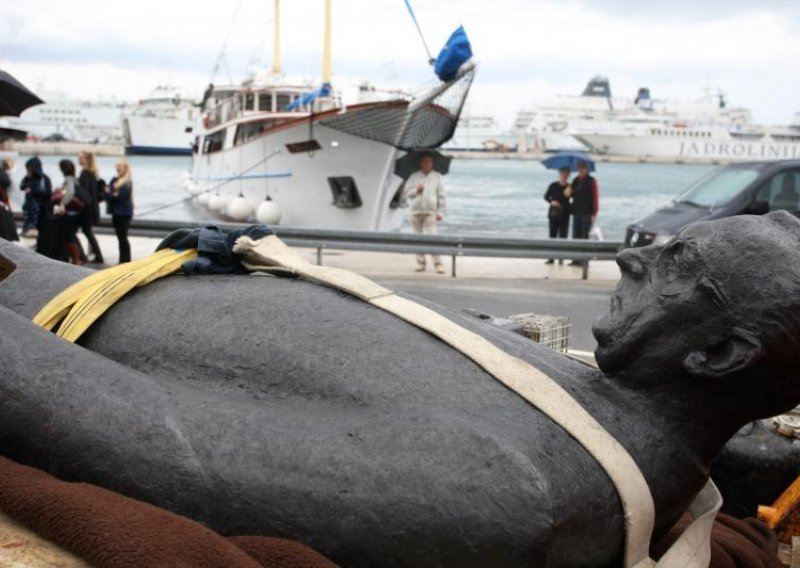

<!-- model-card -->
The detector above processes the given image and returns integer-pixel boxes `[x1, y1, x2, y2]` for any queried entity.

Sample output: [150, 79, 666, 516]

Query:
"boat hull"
[123, 114, 195, 156]
[191, 120, 407, 231]
[126, 145, 192, 156]
[575, 132, 800, 162]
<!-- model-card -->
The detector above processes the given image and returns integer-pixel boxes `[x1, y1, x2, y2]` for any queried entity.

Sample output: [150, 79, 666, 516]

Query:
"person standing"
[19, 157, 55, 257]
[106, 160, 134, 263]
[543, 166, 571, 265]
[404, 154, 446, 274]
[56, 159, 86, 265]
[0, 159, 18, 241]
[0, 159, 12, 207]
[567, 161, 599, 266]
[78, 151, 104, 263]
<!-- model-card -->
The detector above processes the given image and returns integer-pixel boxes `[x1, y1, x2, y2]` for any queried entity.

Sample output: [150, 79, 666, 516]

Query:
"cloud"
[0, 0, 798, 129]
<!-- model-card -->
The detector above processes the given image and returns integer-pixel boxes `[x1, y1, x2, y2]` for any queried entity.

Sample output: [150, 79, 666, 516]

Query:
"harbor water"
[8, 154, 713, 241]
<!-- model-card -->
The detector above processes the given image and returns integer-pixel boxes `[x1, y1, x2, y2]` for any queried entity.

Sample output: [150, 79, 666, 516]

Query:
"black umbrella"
[0, 71, 44, 117]
[394, 150, 452, 180]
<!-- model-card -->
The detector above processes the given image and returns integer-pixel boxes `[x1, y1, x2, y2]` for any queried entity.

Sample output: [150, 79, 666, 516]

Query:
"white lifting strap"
[234, 234, 721, 568]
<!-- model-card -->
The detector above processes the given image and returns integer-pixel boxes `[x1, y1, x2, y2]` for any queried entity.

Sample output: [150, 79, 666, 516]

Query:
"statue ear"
[683, 328, 763, 379]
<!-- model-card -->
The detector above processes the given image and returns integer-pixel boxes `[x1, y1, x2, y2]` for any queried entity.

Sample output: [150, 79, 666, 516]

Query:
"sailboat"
[186, 0, 475, 231]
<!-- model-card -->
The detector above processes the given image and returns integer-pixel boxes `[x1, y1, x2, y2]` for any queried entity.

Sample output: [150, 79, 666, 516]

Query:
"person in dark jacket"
[543, 166, 571, 265]
[78, 151, 104, 263]
[56, 159, 85, 265]
[0, 159, 12, 207]
[106, 160, 134, 263]
[567, 161, 599, 266]
[20, 157, 56, 257]
[0, 159, 18, 241]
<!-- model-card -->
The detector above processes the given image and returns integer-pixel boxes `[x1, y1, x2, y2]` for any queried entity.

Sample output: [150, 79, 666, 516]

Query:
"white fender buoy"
[197, 191, 212, 206]
[256, 196, 282, 225]
[187, 182, 205, 196]
[208, 192, 228, 211]
[181, 171, 192, 181]
[227, 193, 253, 221]
[182, 178, 193, 191]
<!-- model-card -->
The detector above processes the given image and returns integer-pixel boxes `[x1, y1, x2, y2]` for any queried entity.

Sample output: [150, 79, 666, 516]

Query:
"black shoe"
[568, 261, 582, 266]
[544, 259, 555, 265]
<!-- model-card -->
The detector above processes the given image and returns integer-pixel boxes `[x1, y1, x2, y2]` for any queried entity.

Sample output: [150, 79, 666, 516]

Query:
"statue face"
[593, 221, 735, 376]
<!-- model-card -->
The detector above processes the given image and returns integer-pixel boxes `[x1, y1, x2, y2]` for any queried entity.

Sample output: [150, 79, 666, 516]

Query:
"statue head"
[593, 211, 800, 417]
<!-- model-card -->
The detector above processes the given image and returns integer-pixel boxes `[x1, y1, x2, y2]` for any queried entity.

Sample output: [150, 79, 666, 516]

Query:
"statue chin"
[591, 313, 629, 374]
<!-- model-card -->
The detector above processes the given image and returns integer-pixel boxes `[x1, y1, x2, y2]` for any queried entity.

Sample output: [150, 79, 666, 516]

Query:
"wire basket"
[507, 313, 571, 353]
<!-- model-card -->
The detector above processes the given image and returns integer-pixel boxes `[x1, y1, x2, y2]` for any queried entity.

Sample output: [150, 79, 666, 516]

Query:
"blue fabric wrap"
[156, 224, 275, 275]
[434, 26, 472, 82]
[285, 83, 332, 111]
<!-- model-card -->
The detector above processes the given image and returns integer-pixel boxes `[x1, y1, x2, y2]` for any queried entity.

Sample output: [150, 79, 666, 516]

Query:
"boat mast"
[271, 0, 281, 74]
[322, 0, 332, 83]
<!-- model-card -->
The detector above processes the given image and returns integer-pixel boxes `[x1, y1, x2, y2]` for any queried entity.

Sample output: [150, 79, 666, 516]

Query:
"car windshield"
[676, 167, 761, 208]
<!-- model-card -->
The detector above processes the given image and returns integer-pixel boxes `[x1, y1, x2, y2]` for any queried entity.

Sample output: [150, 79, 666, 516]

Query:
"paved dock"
[10, 141, 125, 157]
[16, 232, 620, 351]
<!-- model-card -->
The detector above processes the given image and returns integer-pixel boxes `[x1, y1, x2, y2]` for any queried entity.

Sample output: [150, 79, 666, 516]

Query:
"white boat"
[5, 90, 129, 143]
[122, 86, 198, 155]
[0, 118, 27, 143]
[514, 76, 756, 154]
[188, 0, 475, 231]
[514, 76, 623, 152]
[442, 113, 517, 152]
[572, 112, 800, 162]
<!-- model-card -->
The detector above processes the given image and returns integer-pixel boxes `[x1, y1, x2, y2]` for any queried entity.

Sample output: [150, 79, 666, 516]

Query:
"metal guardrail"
[16, 214, 624, 279]
[108, 218, 624, 279]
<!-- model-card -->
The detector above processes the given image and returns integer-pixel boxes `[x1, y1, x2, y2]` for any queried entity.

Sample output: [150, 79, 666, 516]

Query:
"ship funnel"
[634, 87, 653, 110]
[582, 75, 612, 98]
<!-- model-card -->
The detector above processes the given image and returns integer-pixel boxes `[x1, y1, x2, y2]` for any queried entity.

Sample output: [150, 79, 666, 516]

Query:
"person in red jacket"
[566, 161, 599, 266]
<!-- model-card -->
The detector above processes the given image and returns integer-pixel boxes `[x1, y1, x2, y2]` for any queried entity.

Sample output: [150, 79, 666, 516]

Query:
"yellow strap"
[33, 249, 197, 343]
[234, 234, 657, 568]
[33, 249, 181, 331]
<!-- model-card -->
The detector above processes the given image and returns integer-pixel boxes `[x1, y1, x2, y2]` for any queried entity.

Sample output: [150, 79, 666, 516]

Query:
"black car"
[625, 160, 800, 247]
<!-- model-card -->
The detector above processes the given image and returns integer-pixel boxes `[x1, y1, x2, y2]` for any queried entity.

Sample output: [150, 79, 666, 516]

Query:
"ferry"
[122, 86, 198, 156]
[514, 76, 625, 152]
[5, 90, 129, 143]
[573, 113, 800, 162]
[442, 113, 517, 152]
[514, 76, 756, 154]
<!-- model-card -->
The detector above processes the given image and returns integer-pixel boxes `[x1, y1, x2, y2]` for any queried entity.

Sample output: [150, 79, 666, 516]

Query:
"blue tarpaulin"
[434, 26, 472, 82]
[285, 83, 333, 111]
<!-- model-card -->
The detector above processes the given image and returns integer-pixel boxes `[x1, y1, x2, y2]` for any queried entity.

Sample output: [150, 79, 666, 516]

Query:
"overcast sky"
[1, 0, 798, 129]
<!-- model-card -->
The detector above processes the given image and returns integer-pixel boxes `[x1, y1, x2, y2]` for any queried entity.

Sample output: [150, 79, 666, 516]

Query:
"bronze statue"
[0, 211, 798, 566]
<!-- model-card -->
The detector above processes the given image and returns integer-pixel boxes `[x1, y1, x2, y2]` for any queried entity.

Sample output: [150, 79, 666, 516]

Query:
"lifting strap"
[233, 234, 721, 568]
[32, 235, 720, 567]
[33, 248, 197, 342]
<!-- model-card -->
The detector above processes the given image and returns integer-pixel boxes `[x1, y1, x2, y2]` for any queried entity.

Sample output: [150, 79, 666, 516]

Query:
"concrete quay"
[9, 141, 125, 157]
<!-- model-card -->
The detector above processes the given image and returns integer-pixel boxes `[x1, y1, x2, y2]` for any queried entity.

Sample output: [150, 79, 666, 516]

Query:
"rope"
[403, 0, 435, 64]
[210, 0, 245, 84]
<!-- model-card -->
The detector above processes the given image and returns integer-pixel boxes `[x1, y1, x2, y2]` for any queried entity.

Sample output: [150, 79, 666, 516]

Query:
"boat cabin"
[196, 84, 341, 155]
